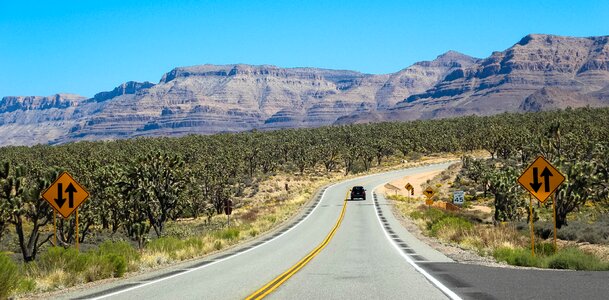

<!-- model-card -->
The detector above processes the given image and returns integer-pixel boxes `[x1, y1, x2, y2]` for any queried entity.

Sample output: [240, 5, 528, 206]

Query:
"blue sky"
[1, 0, 608, 97]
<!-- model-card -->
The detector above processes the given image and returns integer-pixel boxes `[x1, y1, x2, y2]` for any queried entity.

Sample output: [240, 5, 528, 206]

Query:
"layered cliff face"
[1, 34, 608, 146]
[92, 81, 155, 103]
[0, 94, 87, 146]
[378, 34, 609, 121]
[519, 87, 605, 112]
[1, 56, 468, 145]
[69, 54, 476, 141]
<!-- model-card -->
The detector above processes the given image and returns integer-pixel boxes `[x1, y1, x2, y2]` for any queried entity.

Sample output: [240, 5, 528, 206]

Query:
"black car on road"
[350, 186, 366, 200]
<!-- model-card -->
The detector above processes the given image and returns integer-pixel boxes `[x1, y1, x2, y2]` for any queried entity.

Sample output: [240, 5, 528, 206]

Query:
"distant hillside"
[342, 34, 609, 123]
[1, 34, 608, 146]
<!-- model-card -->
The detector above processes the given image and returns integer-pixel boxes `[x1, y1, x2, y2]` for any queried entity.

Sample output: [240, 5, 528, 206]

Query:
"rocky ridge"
[1, 34, 608, 146]
[349, 34, 609, 122]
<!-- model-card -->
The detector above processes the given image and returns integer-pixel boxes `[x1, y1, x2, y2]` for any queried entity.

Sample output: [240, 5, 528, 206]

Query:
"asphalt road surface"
[61, 162, 609, 300]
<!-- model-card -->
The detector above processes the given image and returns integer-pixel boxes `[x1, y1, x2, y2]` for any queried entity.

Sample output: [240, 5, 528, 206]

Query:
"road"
[62, 162, 609, 300]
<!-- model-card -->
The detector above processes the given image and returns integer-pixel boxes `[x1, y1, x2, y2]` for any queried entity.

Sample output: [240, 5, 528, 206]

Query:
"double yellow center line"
[245, 191, 350, 300]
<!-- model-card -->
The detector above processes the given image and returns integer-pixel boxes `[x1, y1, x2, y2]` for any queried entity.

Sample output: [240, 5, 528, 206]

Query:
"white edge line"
[372, 182, 463, 300]
[88, 161, 456, 299]
[89, 167, 407, 299]
[90, 186, 332, 299]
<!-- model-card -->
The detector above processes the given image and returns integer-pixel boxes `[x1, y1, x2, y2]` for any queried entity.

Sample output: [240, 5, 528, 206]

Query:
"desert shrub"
[81, 255, 115, 282]
[534, 242, 555, 256]
[424, 208, 448, 224]
[494, 245, 608, 271]
[163, 224, 196, 239]
[409, 211, 424, 220]
[146, 236, 184, 254]
[82, 254, 128, 281]
[104, 254, 127, 277]
[388, 194, 417, 202]
[430, 216, 473, 243]
[98, 241, 140, 265]
[533, 222, 553, 239]
[0, 254, 20, 299]
[16, 277, 36, 294]
[408, 152, 423, 161]
[266, 215, 277, 224]
[387, 194, 403, 201]
[145, 236, 203, 260]
[535, 221, 609, 244]
[420, 208, 451, 231]
[36, 246, 131, 284]
[557, 221, 609, 244]
[546, 247, 609, 271]
[276, 194, 289, 202]
[350, 161, 367, 174]
[186, 237, 205, 250]
[38, 247, 82, 274]
[493, 247, 541, 267]
[215, 228, 240, 240]
[460, 200, 473, 209]
[240, 207, 259, 222]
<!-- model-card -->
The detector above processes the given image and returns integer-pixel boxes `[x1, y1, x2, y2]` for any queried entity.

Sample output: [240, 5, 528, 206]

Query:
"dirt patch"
[469, 205, 492, 214]
[377, 170, 443, 199]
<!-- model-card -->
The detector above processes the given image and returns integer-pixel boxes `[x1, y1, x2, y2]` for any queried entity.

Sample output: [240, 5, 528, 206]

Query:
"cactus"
[119, 151, 186, 238]
[0, 162, 53, 262]
[552, 158, 601, 228]
[485, 164, 525, 223]
[0, 106, 608, 262]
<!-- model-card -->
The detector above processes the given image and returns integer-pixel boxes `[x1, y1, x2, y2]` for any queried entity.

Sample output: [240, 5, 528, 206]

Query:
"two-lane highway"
[63, 163, 456, 300]
[269, 166, 454, 299]
[62, 161, 609, 300]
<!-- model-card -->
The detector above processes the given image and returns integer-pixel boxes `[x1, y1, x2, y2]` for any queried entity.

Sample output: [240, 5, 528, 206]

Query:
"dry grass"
[395, 197, 530, 258]
[391, 162, 609, 270]
[391, 166, 529, 257]
[8, 153, 463, 299]
[461, 224, 528, 255]
[564, 242, 609, 262]
[35, 269, 70, 292]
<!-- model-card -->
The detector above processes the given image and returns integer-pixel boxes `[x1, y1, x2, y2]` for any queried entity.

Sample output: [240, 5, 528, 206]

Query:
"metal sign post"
[528, 195, 535, 256]
[518, 156, 564, 254]
[405, 183, 414, 201]
[75, 209, 79, 251]
[552, 194, 558, 252]
[53, 211, 57, 246]
[42, 171, 89, 251]
[224, 199, 233, 226]
[424, 187, 434, 207]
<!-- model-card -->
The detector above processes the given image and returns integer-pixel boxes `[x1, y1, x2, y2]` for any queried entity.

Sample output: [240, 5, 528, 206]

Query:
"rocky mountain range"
[1, 34, 608, 146]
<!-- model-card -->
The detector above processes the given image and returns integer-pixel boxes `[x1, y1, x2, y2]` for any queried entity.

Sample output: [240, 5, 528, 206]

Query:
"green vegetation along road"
[60, 162, 609, 300]
[61, 163, 454, 300]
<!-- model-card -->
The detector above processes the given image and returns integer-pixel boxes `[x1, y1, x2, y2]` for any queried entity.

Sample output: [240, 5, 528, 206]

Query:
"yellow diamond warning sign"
[42, 172, 90, 218]
[423, 186, 435, 199]
[518, 156, 565, 203]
